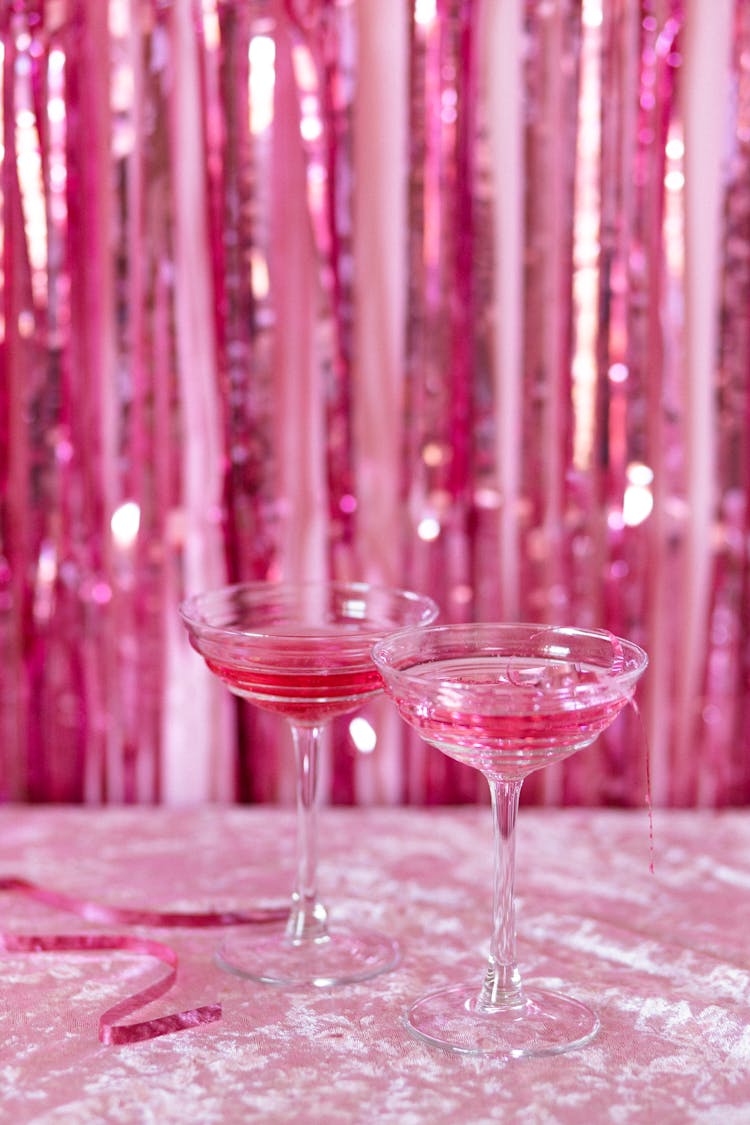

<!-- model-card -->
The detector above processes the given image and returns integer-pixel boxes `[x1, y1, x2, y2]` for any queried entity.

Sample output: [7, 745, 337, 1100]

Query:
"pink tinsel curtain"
[0, 0, 747, 807]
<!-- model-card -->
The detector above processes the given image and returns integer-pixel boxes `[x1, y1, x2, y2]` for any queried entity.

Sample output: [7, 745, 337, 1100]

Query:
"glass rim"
[179, 579, 439, 644]
[371, 620, 648, 693]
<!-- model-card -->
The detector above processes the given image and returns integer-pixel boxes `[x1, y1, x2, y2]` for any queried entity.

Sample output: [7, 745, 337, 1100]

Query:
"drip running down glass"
[180, 581, 438, 987]
[372, 622, 648, 1056]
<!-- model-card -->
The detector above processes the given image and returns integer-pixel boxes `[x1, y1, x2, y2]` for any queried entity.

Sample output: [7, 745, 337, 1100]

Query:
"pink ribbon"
[0, 877, 288, 1044]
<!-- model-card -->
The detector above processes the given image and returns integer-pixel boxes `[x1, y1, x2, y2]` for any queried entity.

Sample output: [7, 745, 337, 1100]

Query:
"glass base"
[406, 983, 600, 1057]
[215, 924, 400, 987]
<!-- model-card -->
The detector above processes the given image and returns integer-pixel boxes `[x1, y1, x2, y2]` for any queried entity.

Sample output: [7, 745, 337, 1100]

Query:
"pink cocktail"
[372, 622, 648, 1056]
[203, 629, 386, 722]
[180, 581, 438, 987]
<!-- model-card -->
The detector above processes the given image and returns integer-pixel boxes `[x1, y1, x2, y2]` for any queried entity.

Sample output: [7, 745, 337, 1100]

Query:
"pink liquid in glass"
[392, 656, 631, 778]
[204, 629, 382, 723]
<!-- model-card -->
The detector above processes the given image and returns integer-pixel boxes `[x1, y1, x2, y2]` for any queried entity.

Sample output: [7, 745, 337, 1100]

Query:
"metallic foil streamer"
[515, 0, 686, 808]
[697, 0, 750, 807]
[203, 0, 283, 585]
[593, 0, 685, 809]
[285, 0, 359, 583]
[402, 0, 499, 802]
[0, 0, 226, 803]
[284, 0, 360, 804]
[516, 0, 582, 634]
[105, 0, 185, 804]
[0, 0, 113, 802]
[198, 0, 288, 803]
[514, 0, 584, 806]
[197, 0, 362, 803]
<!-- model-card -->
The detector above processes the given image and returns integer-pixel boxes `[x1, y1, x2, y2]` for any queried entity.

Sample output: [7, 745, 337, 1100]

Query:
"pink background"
[1, 0, 748, 808]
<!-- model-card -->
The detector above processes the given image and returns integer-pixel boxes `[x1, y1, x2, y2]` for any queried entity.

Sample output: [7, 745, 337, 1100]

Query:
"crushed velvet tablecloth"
[1, 805, 749, 1124]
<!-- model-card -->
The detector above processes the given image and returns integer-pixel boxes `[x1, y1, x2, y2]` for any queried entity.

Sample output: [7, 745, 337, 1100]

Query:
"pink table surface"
[0, 805, 749, 1124]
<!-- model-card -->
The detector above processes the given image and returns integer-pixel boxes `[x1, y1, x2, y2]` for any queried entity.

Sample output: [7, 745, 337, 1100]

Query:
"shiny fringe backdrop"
[0, 0, 746, 807]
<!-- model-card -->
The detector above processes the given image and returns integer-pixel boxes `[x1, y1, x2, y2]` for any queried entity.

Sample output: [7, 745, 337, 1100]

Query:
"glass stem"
[476, 776, 525, 1011]
[286, 721, 329, 944]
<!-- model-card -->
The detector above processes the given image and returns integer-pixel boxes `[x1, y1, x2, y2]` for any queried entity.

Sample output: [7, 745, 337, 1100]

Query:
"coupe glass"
[180, 580, 438, 987]
[372, 622, 648, 1056]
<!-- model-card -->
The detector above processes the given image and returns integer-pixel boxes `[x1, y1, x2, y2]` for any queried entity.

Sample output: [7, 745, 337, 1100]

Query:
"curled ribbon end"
[100, 1002, 223, 1046]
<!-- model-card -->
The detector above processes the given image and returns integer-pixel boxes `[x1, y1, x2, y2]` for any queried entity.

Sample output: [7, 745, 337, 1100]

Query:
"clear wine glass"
[180, 580, 438, 987]
[372, 622, 648, 1056]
